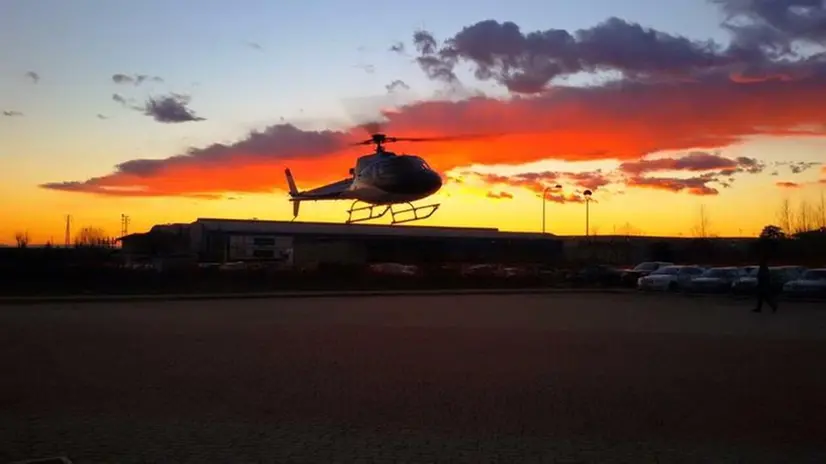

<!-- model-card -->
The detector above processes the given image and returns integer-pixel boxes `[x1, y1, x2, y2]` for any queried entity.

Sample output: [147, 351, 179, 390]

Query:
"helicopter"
[285, 132, 462, 225]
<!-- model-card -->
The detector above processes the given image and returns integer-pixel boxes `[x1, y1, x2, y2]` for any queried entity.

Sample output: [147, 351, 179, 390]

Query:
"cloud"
[355, 63, 376, 74]
[712, 0, 826, 55]
[776, 181, 801, 189]
[466, 171, 591, 203]
[40, 4, 826, 199]
[389, 42, 405, 54]
[618, 152, 763, 176]
[25, 71, 39, 84]
[406, 1, 826, 94]
[626, 174, 720, 196]
[486, 191, 513, 199]
[775, 160, 822, 174]
[40, 124, 351, 197]
[112, 93, 135, 108]
[618, 152, 766, 195]
[470, 151, 767, 198]
[142, 94, 205, 123]
[112, 73, 163, 85]
[385, 79, 410, 93]
[2, 110, 23, 117]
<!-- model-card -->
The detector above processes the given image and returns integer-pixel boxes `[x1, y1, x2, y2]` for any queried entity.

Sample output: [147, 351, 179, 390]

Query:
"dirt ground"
[2, 293, 825, 463]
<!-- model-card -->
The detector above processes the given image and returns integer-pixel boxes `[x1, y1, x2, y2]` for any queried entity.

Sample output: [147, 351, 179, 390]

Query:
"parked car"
[637, 265, 705, 292]
[570, 264, 624, 287]
[621, 261, 674, 286]
[686, 267, 743, 293]
[732, 266, 806, 295]
[783, 268, 826, 297]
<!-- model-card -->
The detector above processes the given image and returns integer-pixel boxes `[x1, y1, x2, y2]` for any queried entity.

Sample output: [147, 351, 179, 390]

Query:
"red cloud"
[40, 62, 826, 198]
[776, 181, 801, 189]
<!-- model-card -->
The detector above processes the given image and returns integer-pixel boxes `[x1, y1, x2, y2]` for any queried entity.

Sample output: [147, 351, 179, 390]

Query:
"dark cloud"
[469, 151, 767, 198]
[776, 181, 802, 188]
[112, 93, 131, 106]
[2, 110, 24, 117]
[405, 2, 826, 94]
[619, 152, 764, 176]
[385, 79, 410, 93]
[25, 71, 39, 84]
[618, 152, 766, 195]
[487, 191, 513, 199]
[142, 94, 205, 123]
[112, 73, 164, 85]
[712, 0, 826, 55]
[626, 174, 720, 195]
[775, 160, 822, 174]
[409, 18, 735, 93]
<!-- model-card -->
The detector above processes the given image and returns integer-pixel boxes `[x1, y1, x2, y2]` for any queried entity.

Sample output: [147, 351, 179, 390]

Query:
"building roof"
[194, 218, 553, 240]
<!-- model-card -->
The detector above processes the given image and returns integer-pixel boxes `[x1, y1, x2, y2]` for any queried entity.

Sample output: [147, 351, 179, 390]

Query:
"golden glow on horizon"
[2, 170, 824, 246]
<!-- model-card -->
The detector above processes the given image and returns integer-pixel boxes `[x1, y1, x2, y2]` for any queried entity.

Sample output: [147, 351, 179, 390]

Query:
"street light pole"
[541, 184, 563, 234]
[583, 189, 593, 237]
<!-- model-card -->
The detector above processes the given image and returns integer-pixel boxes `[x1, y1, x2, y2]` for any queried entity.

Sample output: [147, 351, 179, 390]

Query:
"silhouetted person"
[753, 258, 777, 313]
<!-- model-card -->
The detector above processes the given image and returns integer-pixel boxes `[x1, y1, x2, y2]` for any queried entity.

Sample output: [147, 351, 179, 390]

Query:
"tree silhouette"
[759, 225, 786, 240]
[691, 205, 712, 238]
[74, 226, 109, 247]
[13, 231, 30, 248]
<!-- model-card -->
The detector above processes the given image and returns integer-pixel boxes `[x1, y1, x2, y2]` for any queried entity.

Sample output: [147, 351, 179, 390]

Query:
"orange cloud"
[486, 191, 513, 200]
[776, 181, 801, 189]
[41, 58, 826, 199]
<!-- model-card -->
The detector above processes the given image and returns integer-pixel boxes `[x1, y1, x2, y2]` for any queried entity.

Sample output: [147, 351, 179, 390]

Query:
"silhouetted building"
[120, 218, 563, 269]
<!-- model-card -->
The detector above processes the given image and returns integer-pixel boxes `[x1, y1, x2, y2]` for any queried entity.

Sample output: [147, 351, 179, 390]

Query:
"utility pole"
[541, 184, 563, 234]
[120, 214, 131, 237]
[64, 215, 72, 247]
[583, 190, 593, 237]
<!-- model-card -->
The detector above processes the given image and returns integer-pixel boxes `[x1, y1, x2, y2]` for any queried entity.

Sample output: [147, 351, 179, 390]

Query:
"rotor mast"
[371, 133, 388, 152]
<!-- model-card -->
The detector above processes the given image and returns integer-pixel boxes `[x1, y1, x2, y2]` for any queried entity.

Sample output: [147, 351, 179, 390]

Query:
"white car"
[783, 269, 826, 297]
[732, 266, 806, 294]
[687, 267, 744, 293]
[637, 265, 705, 292]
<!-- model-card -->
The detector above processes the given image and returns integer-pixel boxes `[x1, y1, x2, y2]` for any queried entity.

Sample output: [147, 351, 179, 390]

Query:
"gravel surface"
[2, 293, 825, 463]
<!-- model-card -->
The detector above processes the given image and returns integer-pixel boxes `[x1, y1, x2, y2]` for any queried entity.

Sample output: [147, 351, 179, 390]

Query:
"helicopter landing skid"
[345, 201, 440, 225]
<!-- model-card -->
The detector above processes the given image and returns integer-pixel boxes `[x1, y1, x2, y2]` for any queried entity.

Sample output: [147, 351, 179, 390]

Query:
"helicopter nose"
[426, 170, 442, 192]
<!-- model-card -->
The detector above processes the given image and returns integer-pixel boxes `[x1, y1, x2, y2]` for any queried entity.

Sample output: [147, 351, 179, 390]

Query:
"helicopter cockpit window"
[410, 156, 430, 170]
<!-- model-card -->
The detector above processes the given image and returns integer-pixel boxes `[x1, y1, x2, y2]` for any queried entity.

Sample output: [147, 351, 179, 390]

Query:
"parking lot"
[2, 292, 825, 462]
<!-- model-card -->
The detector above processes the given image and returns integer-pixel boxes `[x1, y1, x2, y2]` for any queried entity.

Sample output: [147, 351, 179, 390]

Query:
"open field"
[2, 293, 826, 462]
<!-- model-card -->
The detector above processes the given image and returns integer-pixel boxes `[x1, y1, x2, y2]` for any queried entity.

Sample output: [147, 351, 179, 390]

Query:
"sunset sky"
[2, 0, 826, 244]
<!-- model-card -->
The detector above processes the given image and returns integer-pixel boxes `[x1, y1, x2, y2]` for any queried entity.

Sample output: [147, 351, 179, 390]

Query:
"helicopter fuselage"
[344, 151, 442, 205]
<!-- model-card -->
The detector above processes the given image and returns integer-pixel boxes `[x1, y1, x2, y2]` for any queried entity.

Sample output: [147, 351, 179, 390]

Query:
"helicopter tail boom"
[284, 168, 301, 218]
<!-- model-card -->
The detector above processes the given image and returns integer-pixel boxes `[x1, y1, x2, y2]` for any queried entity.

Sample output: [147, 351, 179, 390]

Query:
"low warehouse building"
[121, 218, 563, 269]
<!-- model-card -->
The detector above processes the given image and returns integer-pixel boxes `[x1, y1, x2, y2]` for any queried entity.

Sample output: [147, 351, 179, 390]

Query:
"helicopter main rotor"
[351, 132, 500, 151]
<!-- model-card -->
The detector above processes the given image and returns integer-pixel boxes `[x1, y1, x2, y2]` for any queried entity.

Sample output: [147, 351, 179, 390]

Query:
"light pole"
[541, 184, 563, 234]
[583, 189, 593, 237]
